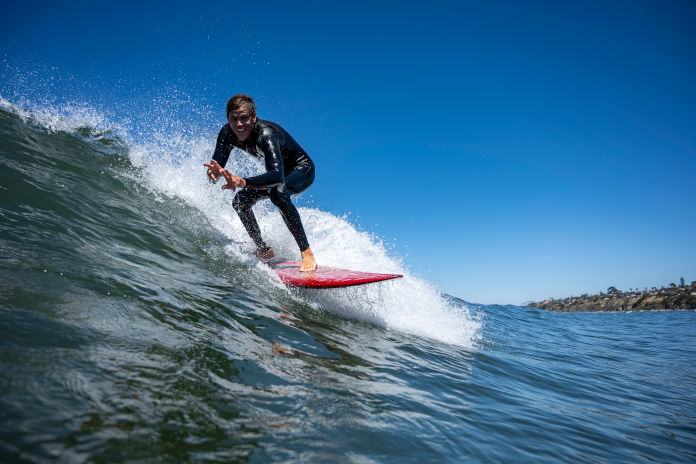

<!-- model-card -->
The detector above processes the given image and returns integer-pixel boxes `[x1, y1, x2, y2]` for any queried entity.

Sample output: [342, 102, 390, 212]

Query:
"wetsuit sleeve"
[244, 127, 284, 188]
[211, 125, 232, 168]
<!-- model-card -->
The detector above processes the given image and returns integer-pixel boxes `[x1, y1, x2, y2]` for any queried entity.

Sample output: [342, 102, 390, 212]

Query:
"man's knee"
[269, 188, 292, 209]
[233, 191, 252, 213]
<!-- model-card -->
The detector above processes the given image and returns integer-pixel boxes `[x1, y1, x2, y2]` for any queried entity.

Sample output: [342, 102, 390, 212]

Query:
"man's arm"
[206, 126, 233, 181]
[243, 127, 284, 188]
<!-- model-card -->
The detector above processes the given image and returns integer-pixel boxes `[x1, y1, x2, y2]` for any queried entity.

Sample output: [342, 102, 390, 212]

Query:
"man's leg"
[269, 166, 316, 270]
[233, 188, 272, 254]
[268, 186, 310, 252]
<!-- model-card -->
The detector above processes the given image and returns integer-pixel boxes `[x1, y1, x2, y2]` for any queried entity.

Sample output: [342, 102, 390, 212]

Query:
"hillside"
[529, 281, 696, 312]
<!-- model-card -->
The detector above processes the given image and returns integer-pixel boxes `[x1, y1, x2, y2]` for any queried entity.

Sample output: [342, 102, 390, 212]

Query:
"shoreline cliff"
[528, 281, 696, 313]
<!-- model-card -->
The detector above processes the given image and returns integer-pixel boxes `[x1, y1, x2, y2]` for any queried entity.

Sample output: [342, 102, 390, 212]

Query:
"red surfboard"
[266, 259, 402, 288]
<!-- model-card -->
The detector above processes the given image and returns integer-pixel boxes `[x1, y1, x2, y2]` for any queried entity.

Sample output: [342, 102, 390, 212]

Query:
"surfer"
[204, 94, 317, 271]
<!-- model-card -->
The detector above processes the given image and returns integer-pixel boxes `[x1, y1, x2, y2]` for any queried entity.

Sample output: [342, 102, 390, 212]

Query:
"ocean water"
[0, 99, 694, 463]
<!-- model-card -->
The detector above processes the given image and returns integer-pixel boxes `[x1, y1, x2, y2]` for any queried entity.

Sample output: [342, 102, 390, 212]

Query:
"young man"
[203, 95, 317, 271]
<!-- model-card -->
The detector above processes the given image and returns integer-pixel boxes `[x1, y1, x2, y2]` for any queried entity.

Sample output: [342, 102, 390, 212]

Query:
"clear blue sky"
[2, 1, 695, 304]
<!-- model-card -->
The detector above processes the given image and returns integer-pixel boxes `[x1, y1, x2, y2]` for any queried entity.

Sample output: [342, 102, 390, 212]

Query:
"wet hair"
[226, 94, 257, 119]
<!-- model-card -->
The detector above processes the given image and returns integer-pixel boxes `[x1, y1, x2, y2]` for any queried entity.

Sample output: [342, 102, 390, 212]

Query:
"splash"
[126, 125, 480, 347]
[0, 96, 118, 135]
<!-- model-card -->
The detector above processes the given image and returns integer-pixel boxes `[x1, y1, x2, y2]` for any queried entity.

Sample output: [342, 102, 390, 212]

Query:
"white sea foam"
[128, 133, 480, 347]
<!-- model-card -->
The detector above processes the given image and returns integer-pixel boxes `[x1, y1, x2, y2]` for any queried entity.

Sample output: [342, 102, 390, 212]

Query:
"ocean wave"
[0, 97, 480, 347]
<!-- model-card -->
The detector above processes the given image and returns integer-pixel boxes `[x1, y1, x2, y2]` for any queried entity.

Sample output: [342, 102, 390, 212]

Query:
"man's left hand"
[221, 171, 246, 191]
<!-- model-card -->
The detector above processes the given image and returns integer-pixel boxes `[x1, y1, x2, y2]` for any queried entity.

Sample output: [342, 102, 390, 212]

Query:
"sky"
[2, 1, 695, 304]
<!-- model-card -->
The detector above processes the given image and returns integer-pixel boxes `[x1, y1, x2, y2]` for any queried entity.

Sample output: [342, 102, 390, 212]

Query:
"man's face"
[228, 106, 257, 141]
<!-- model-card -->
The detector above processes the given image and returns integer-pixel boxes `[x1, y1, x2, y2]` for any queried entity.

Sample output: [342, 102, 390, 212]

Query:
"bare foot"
[300, 248, 317, 271]
[254, 247, 274, 259]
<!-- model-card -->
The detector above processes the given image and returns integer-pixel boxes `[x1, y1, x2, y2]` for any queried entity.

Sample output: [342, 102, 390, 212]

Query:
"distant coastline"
[528, 280, 696, 313]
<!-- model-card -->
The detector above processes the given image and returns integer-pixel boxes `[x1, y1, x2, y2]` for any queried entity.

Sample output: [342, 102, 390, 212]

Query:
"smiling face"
[228, 104, 257, 141]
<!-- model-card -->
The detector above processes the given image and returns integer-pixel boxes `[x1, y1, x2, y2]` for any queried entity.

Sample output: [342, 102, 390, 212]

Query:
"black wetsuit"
[211, 119, 315, 252]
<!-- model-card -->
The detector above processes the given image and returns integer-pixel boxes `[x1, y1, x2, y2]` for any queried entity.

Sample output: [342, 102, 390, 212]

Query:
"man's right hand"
[203, 159, 223, 182]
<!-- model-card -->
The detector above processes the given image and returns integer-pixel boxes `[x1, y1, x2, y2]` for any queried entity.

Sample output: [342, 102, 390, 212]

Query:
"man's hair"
[226, 94, 257, 119]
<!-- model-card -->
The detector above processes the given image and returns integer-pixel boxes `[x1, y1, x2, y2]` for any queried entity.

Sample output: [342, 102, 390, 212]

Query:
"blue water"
[1, 98, 695, 463]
